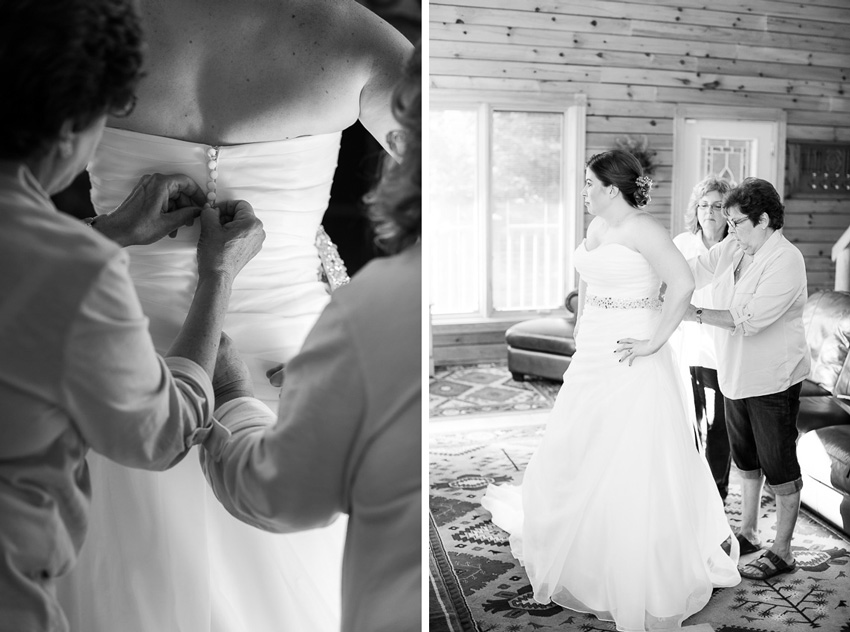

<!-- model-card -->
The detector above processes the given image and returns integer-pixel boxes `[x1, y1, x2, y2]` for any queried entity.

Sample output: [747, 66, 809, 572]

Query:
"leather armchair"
[506, 290, 579, 382]
[797, 290, 850, 537]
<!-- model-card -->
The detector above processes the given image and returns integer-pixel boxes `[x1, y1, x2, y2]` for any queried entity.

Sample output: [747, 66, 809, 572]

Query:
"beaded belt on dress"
[585, 294, 663, 310]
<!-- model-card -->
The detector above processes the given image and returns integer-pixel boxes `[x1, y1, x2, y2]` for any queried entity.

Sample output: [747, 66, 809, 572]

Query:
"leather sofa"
[797, 290, 850, 537]
[505, 288, 850, 537]
[506, 291, 578, 382]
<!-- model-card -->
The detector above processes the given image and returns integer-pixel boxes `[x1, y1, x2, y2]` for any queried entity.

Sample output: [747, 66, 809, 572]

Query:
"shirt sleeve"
[61, 252, 215, 470]
[689, 236, 725, 290]
[730, 249, 807, 336]
[200, 296, 365, 533]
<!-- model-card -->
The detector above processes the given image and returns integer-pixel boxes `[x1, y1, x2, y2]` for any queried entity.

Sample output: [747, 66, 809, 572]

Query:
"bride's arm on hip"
[575, 278, 586, 341]
[355, 7, 414, 157]
[633, 213, 695, 353]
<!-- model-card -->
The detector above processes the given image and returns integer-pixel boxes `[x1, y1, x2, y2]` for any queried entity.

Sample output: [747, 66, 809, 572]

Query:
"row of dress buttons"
[205, 146, 219, 207]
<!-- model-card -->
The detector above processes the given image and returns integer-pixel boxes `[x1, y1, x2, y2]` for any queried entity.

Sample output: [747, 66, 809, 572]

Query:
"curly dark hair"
[0, 0, 144, 161]
[364, 41, 421, 255]
[723, 177, 784, 230]
[586, 149, 649, 209]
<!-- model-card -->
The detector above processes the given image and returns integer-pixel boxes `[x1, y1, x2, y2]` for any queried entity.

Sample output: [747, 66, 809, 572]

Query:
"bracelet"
[82, 216, 99, 228]
[695, 308, 703, 325]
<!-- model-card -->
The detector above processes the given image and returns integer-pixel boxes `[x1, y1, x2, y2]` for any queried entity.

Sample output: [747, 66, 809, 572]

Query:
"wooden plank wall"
[432, 320, 525, 366]
[431, 0, 850, 293]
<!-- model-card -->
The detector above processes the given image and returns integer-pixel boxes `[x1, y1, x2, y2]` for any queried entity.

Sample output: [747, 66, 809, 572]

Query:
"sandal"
[735, 532, 762, 556]
[721, 531, 761, 556]
[739, 550, 796, 580]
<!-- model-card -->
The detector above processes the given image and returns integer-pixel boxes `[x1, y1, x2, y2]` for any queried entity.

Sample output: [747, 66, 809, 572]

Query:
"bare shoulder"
[126, 0, 410, 142]
[293, 0, 409, 69]
[584, 216, 604, 247]
[625, 211, 667, 240]
[621, 212, 676, 255]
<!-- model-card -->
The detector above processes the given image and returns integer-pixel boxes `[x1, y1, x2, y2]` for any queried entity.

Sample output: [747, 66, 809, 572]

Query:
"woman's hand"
[95, 173, 206, 246]
[682, 304, 699, 322]
[197, 200, 265, 282]
[614, 338, 656, 366]
[265, 364, 285, 388]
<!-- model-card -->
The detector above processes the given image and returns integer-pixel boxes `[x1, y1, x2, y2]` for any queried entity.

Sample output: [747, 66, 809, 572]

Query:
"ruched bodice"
[574, 241, 664, 344]
[56, 128, 347, 632]
[90, 127, 342, 403]
[575, 241, 661, 300]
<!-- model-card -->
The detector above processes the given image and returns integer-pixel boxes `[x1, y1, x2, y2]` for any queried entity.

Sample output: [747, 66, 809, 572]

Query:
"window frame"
[430, 92, 587, 322]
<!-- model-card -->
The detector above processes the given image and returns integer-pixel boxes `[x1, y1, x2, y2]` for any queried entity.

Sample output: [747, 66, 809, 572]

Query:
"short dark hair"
[365, 41, 421, 255]
[586, 149, 649, 209]
[0, 0, 144, 161]
[724, 177, 784, 230]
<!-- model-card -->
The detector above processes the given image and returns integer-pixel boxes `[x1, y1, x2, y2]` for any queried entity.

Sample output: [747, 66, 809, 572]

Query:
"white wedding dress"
[56, 128, 347, 632]
[482, 242, 740, 632]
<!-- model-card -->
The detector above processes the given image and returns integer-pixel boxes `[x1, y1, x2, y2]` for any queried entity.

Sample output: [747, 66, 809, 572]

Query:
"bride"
[482, 150, 740, 631]
[56, 1, 413, 631]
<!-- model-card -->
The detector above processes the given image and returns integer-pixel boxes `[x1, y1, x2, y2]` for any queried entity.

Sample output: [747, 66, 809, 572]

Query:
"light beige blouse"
[0, 163, 215, 632]
[202, 244, 421, 632]
[690, 232, 811, 400]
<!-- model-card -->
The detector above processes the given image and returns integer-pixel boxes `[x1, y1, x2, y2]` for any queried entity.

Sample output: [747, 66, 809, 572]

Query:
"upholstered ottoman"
[506, 291, 578, 382]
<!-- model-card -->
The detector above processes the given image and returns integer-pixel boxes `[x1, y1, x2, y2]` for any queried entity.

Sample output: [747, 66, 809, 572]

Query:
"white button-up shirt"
[690, 231, 810, 400]
[674, 231, 720, 369]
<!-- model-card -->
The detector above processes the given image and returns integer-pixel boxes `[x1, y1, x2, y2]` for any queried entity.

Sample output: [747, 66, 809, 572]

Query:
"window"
[429, 102, 585, 319]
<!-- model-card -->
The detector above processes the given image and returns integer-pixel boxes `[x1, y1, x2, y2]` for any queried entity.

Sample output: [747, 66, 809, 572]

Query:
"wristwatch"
[695, 308, 703, 325]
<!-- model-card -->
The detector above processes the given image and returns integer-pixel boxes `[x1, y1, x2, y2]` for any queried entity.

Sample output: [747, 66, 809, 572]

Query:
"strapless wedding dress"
[482, 242, 740, 632]
[56, 128, 346, 632]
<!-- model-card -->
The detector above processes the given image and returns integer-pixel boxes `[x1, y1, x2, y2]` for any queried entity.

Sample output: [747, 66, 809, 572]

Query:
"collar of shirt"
[730, 228, 783, 281]
[751, 229, 783, 264]
[0, 161, 54, 213]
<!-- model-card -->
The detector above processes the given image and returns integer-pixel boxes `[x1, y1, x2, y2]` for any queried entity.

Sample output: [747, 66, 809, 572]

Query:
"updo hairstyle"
[586, 150, 652, 208]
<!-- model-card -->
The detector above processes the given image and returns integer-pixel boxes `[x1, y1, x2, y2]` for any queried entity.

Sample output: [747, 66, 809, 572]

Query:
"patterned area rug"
[430, 363, 561, 418]
[429, 425, 850, 632]
[430, 511, 481, 632]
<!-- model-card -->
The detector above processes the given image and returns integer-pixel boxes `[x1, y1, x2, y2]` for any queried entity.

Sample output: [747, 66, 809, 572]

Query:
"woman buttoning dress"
[56, 2, 413, 631]
[672, 177, 734, 501]
[481, 150, 740, 632]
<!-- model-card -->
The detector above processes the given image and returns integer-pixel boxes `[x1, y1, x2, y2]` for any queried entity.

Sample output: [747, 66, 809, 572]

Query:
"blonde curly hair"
[684, 176, 735, 235]
[364, 41, 421, 255]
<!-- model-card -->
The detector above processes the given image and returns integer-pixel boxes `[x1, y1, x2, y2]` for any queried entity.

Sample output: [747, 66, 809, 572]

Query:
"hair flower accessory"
[633, 175, 653, 208]
[635, 175, 653, 192]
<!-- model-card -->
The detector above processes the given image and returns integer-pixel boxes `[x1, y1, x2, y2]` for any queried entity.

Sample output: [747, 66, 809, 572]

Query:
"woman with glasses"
[56, 2, 413, 631]
[684, 177, 810, 581]
[673, 176, 734, 500]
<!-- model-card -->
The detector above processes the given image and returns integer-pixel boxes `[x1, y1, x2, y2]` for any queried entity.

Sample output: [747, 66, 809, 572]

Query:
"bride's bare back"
[112, 0, 412, 146]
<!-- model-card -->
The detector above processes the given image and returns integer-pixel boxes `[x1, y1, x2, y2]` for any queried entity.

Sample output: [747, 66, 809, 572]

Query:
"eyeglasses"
[726, 216, 750, 232]
[697, 202, 723, 211]
[110, 94, 137, 118]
